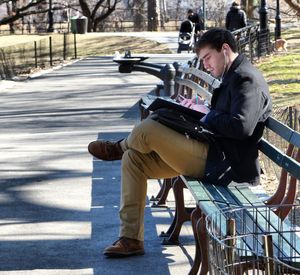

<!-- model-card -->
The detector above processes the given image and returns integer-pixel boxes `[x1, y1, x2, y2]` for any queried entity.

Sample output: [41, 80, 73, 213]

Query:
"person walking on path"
[187, 8, 204, 32]
[88, 28, 272, 258]
[226, 1, 247, 31]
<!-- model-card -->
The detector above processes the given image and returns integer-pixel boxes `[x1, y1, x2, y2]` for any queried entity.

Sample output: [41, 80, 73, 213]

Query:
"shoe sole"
[103, 250, 145, 258]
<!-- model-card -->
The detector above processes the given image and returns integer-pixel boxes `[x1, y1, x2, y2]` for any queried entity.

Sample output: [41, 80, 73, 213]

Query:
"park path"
[86, 31, 179, 53]
[0, 54, 199, 274]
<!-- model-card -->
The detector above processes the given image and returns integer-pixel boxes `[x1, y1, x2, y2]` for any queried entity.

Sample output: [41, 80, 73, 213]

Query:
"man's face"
[197, 46, 225, 78]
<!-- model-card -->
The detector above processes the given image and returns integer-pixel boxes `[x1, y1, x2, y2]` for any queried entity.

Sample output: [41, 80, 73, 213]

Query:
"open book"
[147, 97, 207, 120]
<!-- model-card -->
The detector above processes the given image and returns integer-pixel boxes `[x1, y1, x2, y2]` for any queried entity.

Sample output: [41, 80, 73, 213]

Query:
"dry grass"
[74, 34, 172, 55]
[0, 33, 171, 56]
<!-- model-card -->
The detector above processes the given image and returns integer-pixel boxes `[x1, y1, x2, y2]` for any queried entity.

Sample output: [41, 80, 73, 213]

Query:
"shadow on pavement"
[91, 132, 174, 274]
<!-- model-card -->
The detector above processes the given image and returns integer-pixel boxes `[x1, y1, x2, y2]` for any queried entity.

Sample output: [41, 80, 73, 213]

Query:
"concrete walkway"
[0, 53, 201, 274]
[82, 32, 179, 53]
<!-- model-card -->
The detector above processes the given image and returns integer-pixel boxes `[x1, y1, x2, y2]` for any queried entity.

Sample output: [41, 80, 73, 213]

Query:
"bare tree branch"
[78, 0, 121, 32]
[0, 0, 48, 25]
[284, 0, 300, 16]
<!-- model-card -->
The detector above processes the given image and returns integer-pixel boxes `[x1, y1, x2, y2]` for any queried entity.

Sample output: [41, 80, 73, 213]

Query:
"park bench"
[171, 114, 300, 274]
[113, 54, 300, 274]
[136, 60, 300, 274]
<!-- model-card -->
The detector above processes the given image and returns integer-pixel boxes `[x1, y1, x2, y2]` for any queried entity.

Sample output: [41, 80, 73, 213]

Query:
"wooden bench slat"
[266, 117, 299, 145]
[177, 66, 221, 89]
[290, 131, 300, 148]
[260, 139, 300, 179]
[180, 177, 211, 202]
[175, 77, 212, 101]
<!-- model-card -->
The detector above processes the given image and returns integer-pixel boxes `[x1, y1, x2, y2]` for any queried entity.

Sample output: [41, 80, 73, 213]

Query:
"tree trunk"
[147, 0, 160, 31]
[175, 0, 182, 27]
[133, 0, 146, 31]
[241, 0, 257, 18]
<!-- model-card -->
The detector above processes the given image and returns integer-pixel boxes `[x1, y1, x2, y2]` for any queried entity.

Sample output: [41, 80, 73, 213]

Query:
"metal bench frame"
[113, 55, 300, 274]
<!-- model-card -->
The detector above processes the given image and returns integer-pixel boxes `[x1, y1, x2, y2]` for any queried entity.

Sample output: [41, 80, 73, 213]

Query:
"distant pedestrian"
[226, 1, 247, 31]
[187, 9, 204, 33]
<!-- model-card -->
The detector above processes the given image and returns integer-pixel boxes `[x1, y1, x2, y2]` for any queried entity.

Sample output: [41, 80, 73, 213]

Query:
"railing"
[0, 33, 77, 79]
[232, 23, 264, 62]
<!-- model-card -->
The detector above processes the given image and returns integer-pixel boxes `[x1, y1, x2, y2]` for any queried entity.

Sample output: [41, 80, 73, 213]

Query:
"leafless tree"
[284, 0, 300, 16]
[147, 0, 160, 31]
[78, 0, 121, 32]
[0, 0, 72, 33]
[127, 0, 146, 31]
[0, 0, 49, 26]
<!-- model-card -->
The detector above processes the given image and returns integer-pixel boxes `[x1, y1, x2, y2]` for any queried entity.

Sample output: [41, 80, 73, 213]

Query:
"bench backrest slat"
[175, 77, 212, 101]
[259, 139, 300, 179]
[265, 117, 300, 147]
[177, 66, 221, 89]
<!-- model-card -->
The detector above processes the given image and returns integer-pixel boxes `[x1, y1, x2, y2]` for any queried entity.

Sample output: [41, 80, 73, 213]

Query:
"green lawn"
[256, 28, 300, 106]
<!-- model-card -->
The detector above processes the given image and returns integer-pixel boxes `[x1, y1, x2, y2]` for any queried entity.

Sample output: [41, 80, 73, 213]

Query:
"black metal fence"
[0, 33, 77, 79]
[232, 23, 271, 62]
[0, 23, 271, 79]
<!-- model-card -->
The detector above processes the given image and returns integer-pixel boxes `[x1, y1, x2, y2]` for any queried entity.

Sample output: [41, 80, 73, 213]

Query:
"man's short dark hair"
[195, 28, 238, 53]
[187, 9, 193, 14]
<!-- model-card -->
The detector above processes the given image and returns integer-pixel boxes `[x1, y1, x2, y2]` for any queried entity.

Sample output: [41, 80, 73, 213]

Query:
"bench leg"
[151, 178, 172, 208]
[265, 143, 294, 205]
[198, 213, 209, 275]
[161, 177, 194, 245]
[188, 205, 202, 275]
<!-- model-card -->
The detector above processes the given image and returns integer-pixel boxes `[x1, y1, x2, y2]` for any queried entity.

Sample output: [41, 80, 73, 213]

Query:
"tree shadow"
[90, 132, 174, 274]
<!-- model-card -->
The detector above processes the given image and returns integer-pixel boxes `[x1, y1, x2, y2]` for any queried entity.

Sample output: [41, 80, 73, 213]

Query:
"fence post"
[248, 28, 253, 62]
[49, 36, 53, 66]
[295, 108, 299, 132]
[73, 33, 77, 59]
[258, 0, 270, 57]
[34, 41, 38, 68]
[63, 33, 67, 60]
[289, 106, 293, 129]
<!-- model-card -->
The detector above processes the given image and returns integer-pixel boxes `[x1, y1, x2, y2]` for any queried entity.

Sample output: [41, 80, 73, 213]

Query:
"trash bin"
[70, 16, 77, 33]
[70, 16, 88, 34]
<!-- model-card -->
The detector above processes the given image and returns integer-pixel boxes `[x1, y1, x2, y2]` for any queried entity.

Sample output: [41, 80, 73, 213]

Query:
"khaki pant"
[119, 118, 209, 241]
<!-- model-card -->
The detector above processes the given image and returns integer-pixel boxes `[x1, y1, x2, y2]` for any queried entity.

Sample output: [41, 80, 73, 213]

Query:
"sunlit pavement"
[0, 54, 200, 274]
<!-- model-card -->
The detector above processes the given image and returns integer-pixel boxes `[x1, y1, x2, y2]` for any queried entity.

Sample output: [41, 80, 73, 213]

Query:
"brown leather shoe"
[103, 237, 145, 257]
[88, 139, 124, 161]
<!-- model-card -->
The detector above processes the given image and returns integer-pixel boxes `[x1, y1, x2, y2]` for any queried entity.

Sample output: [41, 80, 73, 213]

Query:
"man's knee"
[131, 118, 159, 137]
[122, 149, 143, 170]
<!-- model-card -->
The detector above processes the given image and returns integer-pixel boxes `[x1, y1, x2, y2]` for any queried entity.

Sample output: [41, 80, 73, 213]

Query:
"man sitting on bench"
[88, 28, 272, 258]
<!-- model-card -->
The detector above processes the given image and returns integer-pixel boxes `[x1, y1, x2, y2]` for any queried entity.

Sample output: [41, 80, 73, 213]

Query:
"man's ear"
[222, 43, 231, 56]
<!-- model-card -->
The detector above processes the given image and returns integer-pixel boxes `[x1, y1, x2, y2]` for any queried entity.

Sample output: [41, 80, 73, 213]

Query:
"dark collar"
[221, 54, 245, 85]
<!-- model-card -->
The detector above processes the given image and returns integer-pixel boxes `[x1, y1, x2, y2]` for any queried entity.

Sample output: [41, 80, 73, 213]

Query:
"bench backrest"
[259, 117, 300, 180]
[174, 58, 220, 102]
[173, 59, 300, 185]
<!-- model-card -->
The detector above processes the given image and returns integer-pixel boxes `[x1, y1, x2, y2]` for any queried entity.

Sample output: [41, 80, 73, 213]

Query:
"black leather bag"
[150, 108, 217, 143]
[151, 108, 236, 186]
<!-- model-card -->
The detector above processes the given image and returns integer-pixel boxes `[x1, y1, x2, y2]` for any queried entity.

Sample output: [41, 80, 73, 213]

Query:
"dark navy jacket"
[203, 54, 272, 185]
[226, 6, 247, 31]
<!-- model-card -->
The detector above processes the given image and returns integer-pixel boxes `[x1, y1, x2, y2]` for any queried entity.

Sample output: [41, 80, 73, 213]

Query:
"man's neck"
[227, 52, 239, 71]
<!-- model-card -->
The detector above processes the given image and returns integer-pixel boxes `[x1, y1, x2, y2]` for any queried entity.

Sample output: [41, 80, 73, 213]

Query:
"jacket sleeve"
[204, 76, 264, 140]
